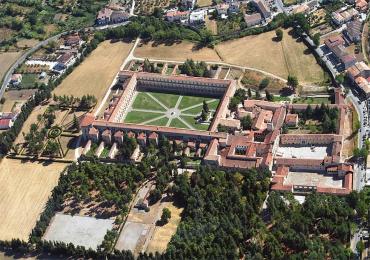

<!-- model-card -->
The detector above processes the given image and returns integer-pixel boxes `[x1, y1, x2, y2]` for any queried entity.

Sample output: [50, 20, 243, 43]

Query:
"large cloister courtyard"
[123, 91, 220, 131]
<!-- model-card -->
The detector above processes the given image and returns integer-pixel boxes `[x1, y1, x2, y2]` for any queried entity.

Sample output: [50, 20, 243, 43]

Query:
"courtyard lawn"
[132, 92, 166, 111]
[169, 118, 189, 129]
[178, 96, 215, 110]
[181, 105, 203, 116]
[148, 92, 181, 109]
[148, 116, 169, 126]
[293, 97, 331, 104]
[181, 115, 210, 131]
[124, 111, 163, 124]
[20, 74, 38, 88]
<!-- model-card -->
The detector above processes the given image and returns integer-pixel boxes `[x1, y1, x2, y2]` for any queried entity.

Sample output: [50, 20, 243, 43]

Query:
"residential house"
[110, 11, 129, 23]
[216, 3, 229, 15]
[10, 74, 22, 86]
[355, 0, 368, 12]
[332, 8, 359, 25]
[96, 8, 113, 25]
[228, 2, 240, 13]
[252, 0, 271, 20]
[347, 61, 370, 97]
[52, 52, 76, 74]
[285, 114, 299, 127]
[182, 0, 196, 9]
[189, 10, 206, 24]
[0, 118, 13, 130]
[64, 34, 82, 47]
[244, 13, 262, 27]
[344, 19, 362, 43]
[166, 10, 189, 23]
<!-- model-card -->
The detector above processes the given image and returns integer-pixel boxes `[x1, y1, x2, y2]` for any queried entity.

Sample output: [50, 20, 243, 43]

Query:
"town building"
[244, 13, 262, 27]
[189, 10, 207, 24]
[252, 0, 271, 20]
[166, 10, 190, 23]
[332, 8, 359, 25]
[344, 19, 362, 43]
[10, 74, 22, 86]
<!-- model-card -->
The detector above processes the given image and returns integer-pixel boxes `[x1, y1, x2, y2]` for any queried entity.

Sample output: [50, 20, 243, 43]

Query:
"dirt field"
[135, 41, 221, 62]
[198, 0, 212, 6]
[54, 40, 133, 111]
[215, 29, 325, 84]
[146, 202, 183, 254]
[0, 158, 66, 241]
[0, 51, 23, 82]
[0, 89, 37, 113]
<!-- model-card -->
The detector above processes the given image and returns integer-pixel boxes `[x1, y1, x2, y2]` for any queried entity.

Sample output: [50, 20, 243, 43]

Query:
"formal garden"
[123, 91, 220, 131]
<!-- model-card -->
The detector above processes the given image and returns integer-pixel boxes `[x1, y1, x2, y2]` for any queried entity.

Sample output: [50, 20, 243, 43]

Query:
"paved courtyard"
[285, 171, 343, 188]
[276, 145, 330, 159]
[43, 213, 114, 249]
[123, 91, 220, 131]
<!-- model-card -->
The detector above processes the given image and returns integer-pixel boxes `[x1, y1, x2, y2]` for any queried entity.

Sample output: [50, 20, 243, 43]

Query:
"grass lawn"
[170, 118, 189, 129]
[54, 40, 133, 112]
[293, 97, 331, 104]
[132, 92, 166, 111]
[20, 73, 38, 88]
[124, 111, 163, 123]
[215, 28, 326, 84]
[181, 115, 210, 131]
[148, 92, 181, 109]
[178, 96, 214, 110]
[149, 116, 169, 126]
[283, 0, 297, 5]
[181, 105, 203, 115]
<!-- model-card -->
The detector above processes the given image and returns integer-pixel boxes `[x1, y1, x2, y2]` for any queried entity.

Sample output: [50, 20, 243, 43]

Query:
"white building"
[189, 10, 206, 24]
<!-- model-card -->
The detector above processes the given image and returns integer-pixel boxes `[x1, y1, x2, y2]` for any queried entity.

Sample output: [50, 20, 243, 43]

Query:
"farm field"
[53, 40, 133, 111]
[123, 91, 220, 130]
[135, 41, 221, 62]
[215, 29, 326, 84]
[146, 202, 184, 254]
[0, 51, 23, 82]
[0, 158, 66, 241]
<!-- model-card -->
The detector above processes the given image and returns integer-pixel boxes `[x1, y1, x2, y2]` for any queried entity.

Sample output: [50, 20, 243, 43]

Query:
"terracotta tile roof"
[80, 113, 95, 127]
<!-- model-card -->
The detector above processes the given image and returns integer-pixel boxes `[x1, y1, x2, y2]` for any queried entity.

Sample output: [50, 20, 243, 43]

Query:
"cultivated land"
[0, 158, 65, 241]
[135, 41, 221, 62]
[215, 29, 326, 84]
[54, 40, 133, 110]
[123, 91, 220, 130]
[0, 51, 23, 82]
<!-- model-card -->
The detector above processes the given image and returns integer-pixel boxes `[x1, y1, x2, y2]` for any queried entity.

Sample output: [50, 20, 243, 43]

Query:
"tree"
[259, 78, 270, 89]
[313, 33, 320, 47]
[72, 114, 80, 131]
[255, 91, 261, 99]
[201, 109, 208, 121]
[203, 100, 209, 113]
[160, 207, 171, 224]
[247, 88, 252, 98]
[143, 58, 151, 72]
[241, 115, 252, 130]
[356, 241, 365, 256]
[275, 29, 283, 41]
[265, 90, 273, 101]
[287, 75, 298, 91]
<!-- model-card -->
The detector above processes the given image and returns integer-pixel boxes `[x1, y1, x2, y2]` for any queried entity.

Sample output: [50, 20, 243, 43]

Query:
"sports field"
[0, 158, 66, 241]
[123, 91, 220, 131]
[53, 40, 133, 111]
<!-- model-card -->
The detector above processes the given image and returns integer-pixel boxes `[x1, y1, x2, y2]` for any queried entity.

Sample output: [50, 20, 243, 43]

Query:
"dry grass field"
[198, 0, 212, 7]
[53, 40, 133, 110]
[0, 158, 66, 241]
[215, 29, 326, 84]
[205, 16, 218, 35]
[146, 202, 183, 254]
[135, 41, 221, 62]
[0, 51, 23, 81]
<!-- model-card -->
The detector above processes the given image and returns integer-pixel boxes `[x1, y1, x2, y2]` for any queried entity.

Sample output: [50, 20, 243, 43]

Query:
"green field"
[123, 91, 220, 131]
[124, 111, 163, 123]
[132, 92, 166, 111]
[170, 118, 189, 129]
[293, 97, 331, 104]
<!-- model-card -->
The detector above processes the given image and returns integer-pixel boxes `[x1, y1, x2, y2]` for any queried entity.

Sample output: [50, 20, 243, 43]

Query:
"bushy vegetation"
[179, 59, 210, 77]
